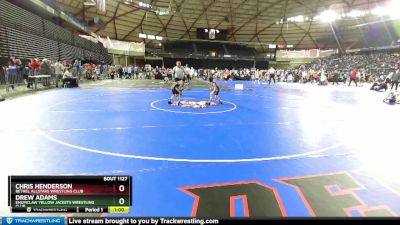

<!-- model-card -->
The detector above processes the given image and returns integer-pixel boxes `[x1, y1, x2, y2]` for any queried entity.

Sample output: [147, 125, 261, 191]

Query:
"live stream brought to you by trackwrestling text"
[2, 0, 400, 224]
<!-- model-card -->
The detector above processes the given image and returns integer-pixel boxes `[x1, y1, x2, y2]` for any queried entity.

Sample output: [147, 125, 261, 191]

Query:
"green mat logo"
[181, 172, 397, 217]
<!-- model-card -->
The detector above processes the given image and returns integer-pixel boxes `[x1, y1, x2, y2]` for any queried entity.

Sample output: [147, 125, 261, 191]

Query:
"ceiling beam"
[113, 2, 121, 39]
[248, 22, 276, 42]
[278, 0, 289, 46]
[215, 0, 250, 29]
[172, 0, 191, 39]
[73, 5, 93, 17]
[293, 0, 318, 14]
[95, 8, 141, 33]
[295, 0, 321, 49]
[227, 0, 282, 39]
[293, 23, 318, 48]
[121, 0, 158, 41]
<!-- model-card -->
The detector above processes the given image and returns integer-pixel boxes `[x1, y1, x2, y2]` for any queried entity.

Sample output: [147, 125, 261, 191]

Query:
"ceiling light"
[347, 10, 365, 18]
[317, 10, 340, 23]
[386, 0, 400, 19]
[371, 6, 386, 16]
[294, 15, 304, 22]
[83, 0, 96, 6]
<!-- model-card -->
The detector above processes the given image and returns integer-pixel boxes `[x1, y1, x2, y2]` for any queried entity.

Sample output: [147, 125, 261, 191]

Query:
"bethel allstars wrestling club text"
[14, 183, 83, 194]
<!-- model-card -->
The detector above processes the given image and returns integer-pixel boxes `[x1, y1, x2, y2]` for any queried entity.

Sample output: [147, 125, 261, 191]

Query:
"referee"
[173, 61, 185, 91]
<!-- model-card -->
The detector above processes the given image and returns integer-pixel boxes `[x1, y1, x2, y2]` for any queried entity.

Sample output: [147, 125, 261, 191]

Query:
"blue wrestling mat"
[0, 81, 399, 217]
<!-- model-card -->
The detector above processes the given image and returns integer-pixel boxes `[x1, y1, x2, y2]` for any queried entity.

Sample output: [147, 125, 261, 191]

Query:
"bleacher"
[226, 44, 255, 57]
[43, 20, 74, 45]
[160, 41, 257, 60]
[164, 42, 194, 55]
[0, 26, 9, 62]
[6, 26, 59, 60]
[0, 0, 112, 64]
[196, 42, 226, 56]
[0, 0, 43, 35]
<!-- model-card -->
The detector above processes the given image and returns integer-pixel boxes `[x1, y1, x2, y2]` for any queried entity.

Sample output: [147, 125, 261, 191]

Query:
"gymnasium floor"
[0, 81, 400, 217]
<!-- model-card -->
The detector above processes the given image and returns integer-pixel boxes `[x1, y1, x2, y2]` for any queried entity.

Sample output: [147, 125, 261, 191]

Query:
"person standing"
[173, 61, 185, 91]
[74, 60, 82, 80]
[391, 69, 400, 91]
[332, 70, 340, 85]
[53, 60, 65, 87]
[313, 70, 320, 84]
[153, 66, 160, 80]
[31, 58, 41, 76]
[207, 77, 223, 105]
[255, 69, 260, 84]
[15, 59, 27, 85]
[268, 67, 276, 84]
[130, 66, 136, 79]
[349, 68, 358, 87]
[7, 59, 17, 91]
[40, 59, 52, 75]
[190, 67, 195, 81]
[184, 64, 191, 83]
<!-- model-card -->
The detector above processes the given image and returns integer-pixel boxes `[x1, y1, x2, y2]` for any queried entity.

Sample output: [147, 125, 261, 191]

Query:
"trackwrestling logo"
[1, 217, 64, 225]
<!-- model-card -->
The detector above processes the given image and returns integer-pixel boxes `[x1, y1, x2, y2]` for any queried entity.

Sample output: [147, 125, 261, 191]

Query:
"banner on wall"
[100, 37, 145, 56]
[277, 49, 336, 60]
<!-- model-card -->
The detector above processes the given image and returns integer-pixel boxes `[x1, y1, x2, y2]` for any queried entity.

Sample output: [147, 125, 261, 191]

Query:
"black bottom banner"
[67, 218, 400, 225]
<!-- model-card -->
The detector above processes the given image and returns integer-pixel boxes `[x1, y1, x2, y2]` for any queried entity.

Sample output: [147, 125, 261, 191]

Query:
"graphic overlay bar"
[65, 217, 400, 225]
[8, 176, 131, 213]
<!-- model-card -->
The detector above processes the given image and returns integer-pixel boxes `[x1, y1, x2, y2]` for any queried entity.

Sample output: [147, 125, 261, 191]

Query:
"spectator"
[31, 58, 41, 76]
[15, 59, 28, 86]
[62, 68, 78, 88]
[7, 59, 17, 90]
[349, 68, 358, 87]
[74, 60, 82, 80]
[39, 59, 52, 75]
[52, 60, 65, 87]
[391, 69, 400, 91]
[370, 76, 388, 91]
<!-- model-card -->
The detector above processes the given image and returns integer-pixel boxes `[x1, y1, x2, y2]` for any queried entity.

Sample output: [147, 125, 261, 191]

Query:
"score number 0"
[118, 184, 126, 205]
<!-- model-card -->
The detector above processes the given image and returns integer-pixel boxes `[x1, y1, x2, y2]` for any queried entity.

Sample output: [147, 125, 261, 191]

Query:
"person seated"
[286, 74, 294, 83]
[164, 76, 169, 84]
[223, 69, 231, 81]
[370, 76, 388, 92]
[371, 82, 388, 92]
[62, 69, 78, 88]
[319, 73, 328, 85]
